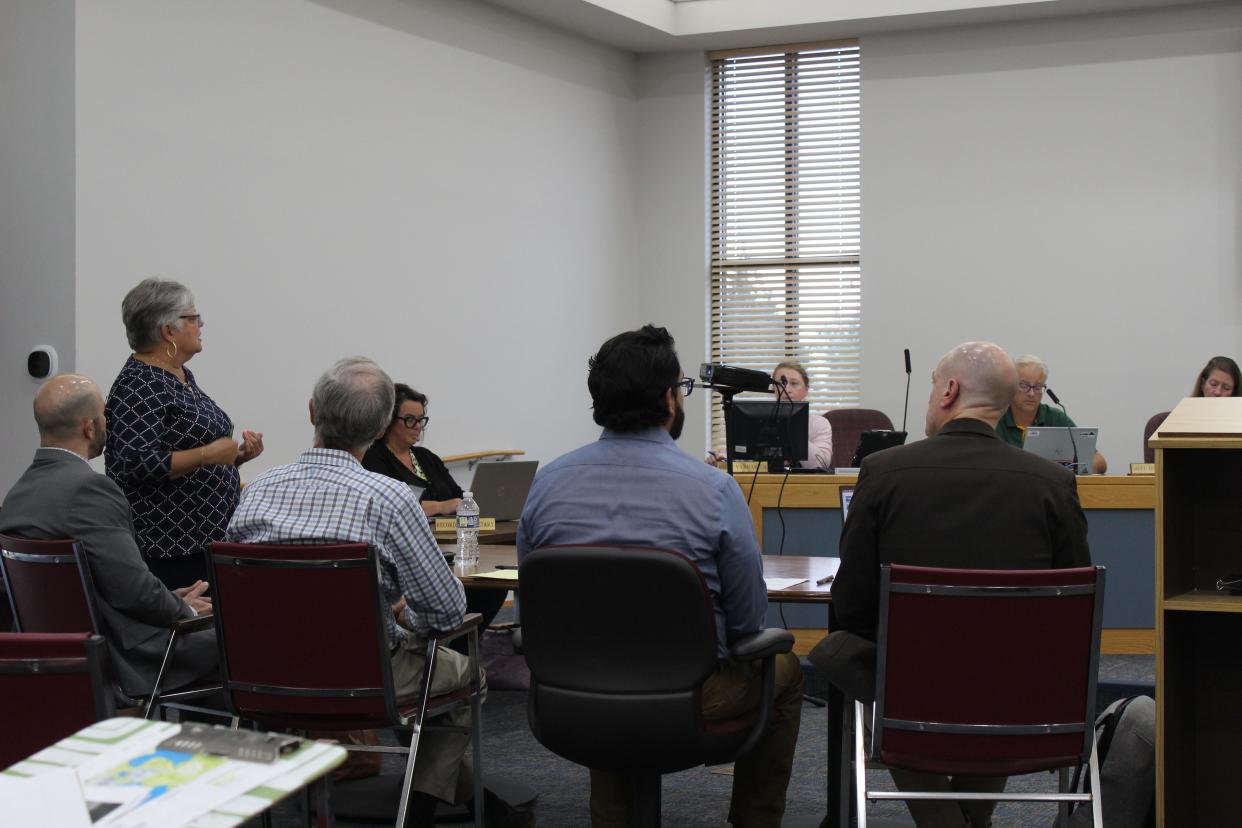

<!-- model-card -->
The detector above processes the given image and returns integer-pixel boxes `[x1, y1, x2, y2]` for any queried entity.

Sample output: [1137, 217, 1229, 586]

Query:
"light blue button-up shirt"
[517, 428, 767, 657]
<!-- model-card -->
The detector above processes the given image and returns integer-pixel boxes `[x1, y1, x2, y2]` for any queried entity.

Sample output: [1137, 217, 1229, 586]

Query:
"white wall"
[860, 5, 1242, 465]
[634, 51, 711, 452]
[74, 0, 641, 477]
[0, 0, 76, 494]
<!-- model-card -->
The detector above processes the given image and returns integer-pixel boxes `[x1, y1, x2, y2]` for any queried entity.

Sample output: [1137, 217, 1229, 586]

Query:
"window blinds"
[708, 41, 861, 450]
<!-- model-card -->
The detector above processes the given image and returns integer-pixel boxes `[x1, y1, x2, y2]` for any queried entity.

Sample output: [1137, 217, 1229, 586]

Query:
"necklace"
[134, 352, 186, 382]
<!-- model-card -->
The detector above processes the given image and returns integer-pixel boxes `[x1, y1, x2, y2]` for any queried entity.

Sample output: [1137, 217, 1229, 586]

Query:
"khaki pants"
[590, 652, 804, 828]
[390, 634, 486, 804]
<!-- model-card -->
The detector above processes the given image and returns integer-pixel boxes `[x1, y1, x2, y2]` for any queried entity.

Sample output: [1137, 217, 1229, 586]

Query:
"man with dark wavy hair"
[518, 324, 803, 828]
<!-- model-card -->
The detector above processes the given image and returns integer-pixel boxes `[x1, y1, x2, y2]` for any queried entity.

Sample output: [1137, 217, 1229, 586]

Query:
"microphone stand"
[901, 357, 912, 435]
[1046, 388, 1080, 474]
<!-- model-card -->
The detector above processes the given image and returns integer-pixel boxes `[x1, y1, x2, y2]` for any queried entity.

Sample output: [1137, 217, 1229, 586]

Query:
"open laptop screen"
[1023, 427, 1098, 476]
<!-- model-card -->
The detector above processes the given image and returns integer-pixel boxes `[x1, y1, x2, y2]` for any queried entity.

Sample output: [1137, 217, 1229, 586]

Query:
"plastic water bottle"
[456, 492, 480, 567]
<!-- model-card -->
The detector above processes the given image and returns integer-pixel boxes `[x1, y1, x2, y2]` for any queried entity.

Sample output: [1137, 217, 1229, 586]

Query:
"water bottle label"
[457, 514, 480, 530]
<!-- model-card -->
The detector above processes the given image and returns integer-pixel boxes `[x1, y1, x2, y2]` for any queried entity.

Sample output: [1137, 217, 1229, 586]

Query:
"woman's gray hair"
[1014, 354, 1048, 379]
[313, 357, 396, 453]
[121, 278, 196, 351]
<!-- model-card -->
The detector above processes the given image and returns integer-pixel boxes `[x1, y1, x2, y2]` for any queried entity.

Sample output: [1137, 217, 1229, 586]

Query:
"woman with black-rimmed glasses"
[362, 383, 463, 518]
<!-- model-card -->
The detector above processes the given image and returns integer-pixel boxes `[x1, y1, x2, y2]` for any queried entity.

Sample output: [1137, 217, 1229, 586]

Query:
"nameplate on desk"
[434, 518, 497, 532]
[1129, 463, 1155, 475]
[731, 461, 763, 474]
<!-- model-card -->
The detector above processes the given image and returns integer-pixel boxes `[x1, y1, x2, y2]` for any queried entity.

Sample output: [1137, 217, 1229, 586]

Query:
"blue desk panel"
[761, 506, 1154, 630]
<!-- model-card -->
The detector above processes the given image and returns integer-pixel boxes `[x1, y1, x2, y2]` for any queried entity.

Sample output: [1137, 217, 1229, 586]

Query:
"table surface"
[3, 717, 347, 828]
[446, 544, 837, 603]
[435, 519, 520, 545]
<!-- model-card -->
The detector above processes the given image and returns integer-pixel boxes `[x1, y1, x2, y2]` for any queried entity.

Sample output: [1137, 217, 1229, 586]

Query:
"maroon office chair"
[209, 541, 485, 828]
[0, 632, 113, 770]
[0, 533, 216, 718]
[843, 564, 1106, 828]
[519, 545, 794, 824]
[824, 409, 895, 467]
[1143, 411, 1170, 464]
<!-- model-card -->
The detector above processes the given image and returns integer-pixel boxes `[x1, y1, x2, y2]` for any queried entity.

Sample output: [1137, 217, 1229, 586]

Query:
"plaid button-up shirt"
[227, 448, 465, 645]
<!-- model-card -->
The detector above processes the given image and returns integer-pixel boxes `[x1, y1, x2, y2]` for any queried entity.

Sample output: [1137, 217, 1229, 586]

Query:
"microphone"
[1045, 387, 1080, 474]
[699, 363, 774, 394]
[901, 348, 912, 435]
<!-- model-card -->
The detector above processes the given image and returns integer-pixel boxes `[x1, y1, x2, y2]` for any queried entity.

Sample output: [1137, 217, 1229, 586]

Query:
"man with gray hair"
[0, 374, 218, 697]
[996, 353, 1107, 474]
[226, 357, 518, 826]
[814, 341, 1091, 828]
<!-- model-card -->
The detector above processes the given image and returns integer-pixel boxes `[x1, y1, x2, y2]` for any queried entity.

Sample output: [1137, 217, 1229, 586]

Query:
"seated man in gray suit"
[0, 374, 218, 699]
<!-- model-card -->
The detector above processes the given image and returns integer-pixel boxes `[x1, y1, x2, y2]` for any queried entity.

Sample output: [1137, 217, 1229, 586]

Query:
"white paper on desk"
[0, 766, 92, 828]
[764, 577, 808, 591]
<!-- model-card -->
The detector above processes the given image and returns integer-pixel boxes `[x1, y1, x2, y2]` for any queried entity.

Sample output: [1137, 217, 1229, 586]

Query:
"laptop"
[839, 486, 855, 522]
[466, 460, 539, 521]
[850, 430, 907, 467]
[1023, 427, 1098, 476]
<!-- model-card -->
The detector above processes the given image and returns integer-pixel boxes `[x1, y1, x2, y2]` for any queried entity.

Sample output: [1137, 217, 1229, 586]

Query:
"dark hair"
[1193, 356, 1242, 397]
[391, 383, 429, 421]
[588, 325, 681, 433]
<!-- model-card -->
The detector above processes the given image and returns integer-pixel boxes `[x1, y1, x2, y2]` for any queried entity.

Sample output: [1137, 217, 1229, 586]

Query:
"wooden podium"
[1149, 398, 1242, 826]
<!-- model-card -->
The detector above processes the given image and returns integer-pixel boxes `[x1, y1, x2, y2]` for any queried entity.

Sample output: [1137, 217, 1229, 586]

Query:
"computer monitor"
[726, 400, 809, 468]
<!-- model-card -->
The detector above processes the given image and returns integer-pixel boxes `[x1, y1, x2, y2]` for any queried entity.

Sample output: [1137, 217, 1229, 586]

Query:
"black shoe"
[478, 788, 535, 828]
[406, 791, 439, 826]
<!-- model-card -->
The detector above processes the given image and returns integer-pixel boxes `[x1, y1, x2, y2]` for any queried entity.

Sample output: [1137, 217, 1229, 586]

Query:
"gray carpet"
[261, 654, 1153, 827]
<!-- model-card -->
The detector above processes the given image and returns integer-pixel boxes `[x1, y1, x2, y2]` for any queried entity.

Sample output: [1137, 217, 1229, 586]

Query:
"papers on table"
[764, 577, 809, 591]
[469, 568, 519, 580]
[3, 718, 346, 828]
[0, 766, 93, 828]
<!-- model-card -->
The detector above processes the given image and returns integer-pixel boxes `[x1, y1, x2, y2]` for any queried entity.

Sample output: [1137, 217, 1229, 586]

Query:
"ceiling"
[480, 0, 1216, 52]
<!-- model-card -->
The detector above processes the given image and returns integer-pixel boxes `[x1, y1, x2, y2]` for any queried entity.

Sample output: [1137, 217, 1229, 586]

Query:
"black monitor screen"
[726, 400, 809, 465]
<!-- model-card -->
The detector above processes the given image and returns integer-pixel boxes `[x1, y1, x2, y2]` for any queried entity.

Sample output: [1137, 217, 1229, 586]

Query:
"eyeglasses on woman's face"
[399, 414, 430, 429]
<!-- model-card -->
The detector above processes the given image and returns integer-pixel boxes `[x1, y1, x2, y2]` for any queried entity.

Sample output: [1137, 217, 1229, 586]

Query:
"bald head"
[34, 374, 106, 456]
[924, 342, 1017, 437]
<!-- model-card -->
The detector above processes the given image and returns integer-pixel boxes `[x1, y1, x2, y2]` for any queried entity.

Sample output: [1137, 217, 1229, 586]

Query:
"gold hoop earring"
[166, 340, 178, 360]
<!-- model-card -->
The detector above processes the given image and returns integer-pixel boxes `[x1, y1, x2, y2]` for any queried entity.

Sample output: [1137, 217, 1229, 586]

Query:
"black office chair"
[518, 545, 793, 826]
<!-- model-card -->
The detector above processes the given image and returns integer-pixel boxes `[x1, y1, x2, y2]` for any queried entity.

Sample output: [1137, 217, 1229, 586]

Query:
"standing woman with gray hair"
[104, 278, 264, 590]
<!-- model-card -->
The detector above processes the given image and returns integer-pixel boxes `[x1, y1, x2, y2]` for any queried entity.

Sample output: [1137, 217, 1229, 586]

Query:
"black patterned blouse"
[104, 356, 240, 561]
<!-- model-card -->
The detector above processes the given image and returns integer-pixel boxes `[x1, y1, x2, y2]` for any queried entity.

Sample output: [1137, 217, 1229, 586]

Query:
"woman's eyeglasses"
[399, 415, 430, 429]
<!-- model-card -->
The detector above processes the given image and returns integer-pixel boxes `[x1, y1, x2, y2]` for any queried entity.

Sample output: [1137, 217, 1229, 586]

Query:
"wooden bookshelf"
[1150, 398, 1242, 826]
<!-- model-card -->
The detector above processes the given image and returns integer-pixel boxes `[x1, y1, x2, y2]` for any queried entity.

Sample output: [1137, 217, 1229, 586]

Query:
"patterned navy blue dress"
[104, 357, 240, 568]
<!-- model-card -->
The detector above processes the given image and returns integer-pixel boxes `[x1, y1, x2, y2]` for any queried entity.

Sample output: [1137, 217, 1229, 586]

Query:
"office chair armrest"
[730, 628, 794, 662]
[512, 628, 523, 655]
[173, 613, 215, 635]
[427, 612, 483, 643]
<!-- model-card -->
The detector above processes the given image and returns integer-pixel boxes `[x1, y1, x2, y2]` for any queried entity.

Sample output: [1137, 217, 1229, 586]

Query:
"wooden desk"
[736, 472, 1157, 654]
[446, 544, 837, 602]
[434, 520, 520, 546]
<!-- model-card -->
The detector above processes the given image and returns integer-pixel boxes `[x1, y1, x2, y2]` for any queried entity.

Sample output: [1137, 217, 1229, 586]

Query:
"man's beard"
[669, 404, 685, 441]
[88, 419, 106, 459]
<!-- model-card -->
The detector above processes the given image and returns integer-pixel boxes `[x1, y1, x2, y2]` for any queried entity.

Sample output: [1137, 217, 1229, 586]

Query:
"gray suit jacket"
[0, 448, 217, 696]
